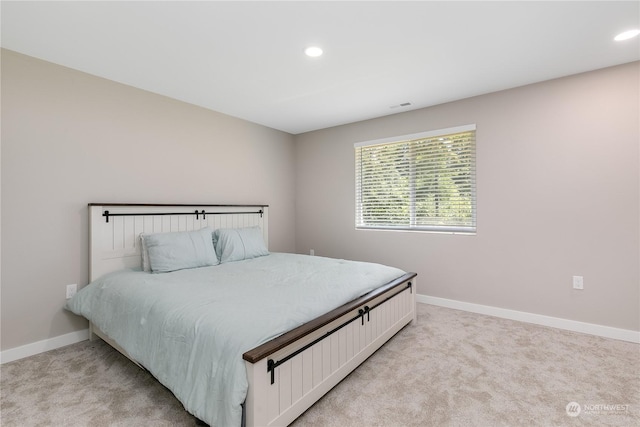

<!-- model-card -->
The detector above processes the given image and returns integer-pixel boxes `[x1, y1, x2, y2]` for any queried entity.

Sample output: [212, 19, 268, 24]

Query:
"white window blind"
[355, 125, 476, 233]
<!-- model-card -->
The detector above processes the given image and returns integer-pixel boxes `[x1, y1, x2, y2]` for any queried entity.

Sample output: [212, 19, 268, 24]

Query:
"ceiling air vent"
[389, 102, 412, 109]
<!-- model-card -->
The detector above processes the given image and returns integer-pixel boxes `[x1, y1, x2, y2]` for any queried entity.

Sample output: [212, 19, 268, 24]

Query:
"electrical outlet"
[572, 276, 584, 290]
[66, 284, 77, 299]
[310, 249, 315, 256]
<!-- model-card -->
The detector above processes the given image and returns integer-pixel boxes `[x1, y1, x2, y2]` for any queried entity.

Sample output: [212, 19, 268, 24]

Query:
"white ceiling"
[2, 1, 639, 134]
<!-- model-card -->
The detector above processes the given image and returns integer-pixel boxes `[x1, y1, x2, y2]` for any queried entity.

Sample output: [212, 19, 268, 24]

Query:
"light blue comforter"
[66, 253, 405, 427]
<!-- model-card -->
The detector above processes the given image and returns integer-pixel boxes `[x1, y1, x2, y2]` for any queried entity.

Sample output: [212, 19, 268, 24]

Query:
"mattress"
[65, 252, 405, 426]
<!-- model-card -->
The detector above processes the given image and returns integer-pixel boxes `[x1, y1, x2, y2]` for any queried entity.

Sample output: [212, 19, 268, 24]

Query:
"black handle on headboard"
[102, 208, 264, 223]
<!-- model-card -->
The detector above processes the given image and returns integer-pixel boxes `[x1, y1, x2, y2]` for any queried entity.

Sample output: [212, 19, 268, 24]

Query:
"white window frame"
[355, 124, 476, 234]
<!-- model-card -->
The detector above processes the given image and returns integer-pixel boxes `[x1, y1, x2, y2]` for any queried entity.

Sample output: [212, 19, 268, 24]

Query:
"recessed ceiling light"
[305, 46, 323, 57]
[614, 29, 640, 41]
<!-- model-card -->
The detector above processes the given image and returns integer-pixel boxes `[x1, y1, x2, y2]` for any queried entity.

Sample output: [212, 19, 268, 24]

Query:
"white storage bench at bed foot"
[244, 274, 416, 427]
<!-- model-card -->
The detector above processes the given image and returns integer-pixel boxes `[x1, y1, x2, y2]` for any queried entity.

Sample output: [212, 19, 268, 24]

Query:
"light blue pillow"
[213, 226, 269, 263]
[139, 233, 151, 272]
[143, 227, 219, 273]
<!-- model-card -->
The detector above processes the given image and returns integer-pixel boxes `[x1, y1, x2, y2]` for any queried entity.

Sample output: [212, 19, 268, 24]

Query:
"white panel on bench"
[251, 283, 415, 427]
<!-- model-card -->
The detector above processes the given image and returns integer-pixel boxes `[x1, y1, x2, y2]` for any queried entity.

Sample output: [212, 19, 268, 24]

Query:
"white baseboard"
[417, 294, 640, 344]
[3, 296, 638, 364]
[0, 329, 89, 364]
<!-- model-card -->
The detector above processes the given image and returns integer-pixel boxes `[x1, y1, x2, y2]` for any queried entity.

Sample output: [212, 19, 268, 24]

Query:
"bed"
[67, 203, 417, 427]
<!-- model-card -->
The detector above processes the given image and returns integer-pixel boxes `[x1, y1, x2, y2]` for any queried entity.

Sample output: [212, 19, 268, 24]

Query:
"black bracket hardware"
[358, 306, 371, 325]
[267, 359, 275, 384]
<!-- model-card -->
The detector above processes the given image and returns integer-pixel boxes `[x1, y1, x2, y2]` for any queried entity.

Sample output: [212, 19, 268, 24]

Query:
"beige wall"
[294, 62, 640, 331]
[1, 50, 297, 351]
[2, 49, 638, 354]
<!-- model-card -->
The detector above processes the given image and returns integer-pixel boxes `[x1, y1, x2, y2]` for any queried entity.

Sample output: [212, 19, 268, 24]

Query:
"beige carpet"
[1, 304, 638, 426]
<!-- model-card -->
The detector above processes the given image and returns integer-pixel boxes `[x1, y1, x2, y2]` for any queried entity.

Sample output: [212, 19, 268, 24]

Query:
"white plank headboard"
[89, 204, 269, 281]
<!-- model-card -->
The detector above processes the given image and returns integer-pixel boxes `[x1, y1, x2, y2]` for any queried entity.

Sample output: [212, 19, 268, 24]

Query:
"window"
[355, 124, 476, 233]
